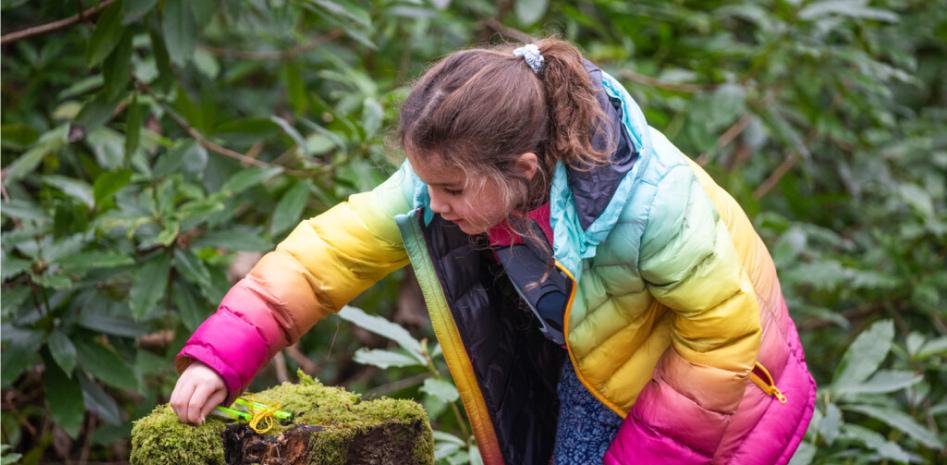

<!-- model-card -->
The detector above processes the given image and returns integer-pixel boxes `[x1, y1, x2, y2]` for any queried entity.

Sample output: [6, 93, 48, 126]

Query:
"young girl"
[171, 38, 816, 465]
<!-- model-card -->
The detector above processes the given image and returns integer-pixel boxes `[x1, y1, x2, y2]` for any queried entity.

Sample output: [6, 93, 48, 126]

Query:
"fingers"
[170, 377, 196, 424]
[170, 362, 229, 425]
[186, 383, 216, 424]
[198, 387, 228, 425]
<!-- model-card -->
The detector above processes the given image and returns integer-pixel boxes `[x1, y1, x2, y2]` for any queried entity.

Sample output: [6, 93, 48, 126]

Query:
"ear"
[514, 152, 540, 181]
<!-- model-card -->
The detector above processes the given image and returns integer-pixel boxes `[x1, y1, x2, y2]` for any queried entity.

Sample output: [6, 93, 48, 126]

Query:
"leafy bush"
[1, 0, 944, 463]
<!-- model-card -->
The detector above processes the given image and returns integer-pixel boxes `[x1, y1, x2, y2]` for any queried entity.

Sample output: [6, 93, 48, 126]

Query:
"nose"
[428, 189, 451, 216]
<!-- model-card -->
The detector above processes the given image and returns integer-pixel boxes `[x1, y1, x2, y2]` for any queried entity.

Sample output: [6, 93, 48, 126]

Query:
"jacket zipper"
[749, 361, 788, 404]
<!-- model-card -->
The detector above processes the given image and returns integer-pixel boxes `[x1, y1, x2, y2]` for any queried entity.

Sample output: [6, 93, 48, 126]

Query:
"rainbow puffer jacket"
[178, 64, 815, 465]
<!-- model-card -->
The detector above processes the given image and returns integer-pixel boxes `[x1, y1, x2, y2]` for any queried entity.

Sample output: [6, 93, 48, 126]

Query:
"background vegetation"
[1, 0, 944, 463]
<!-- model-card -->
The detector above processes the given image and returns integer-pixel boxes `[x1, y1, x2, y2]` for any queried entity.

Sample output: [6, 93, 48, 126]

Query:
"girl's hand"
[170, 361, 227, 425]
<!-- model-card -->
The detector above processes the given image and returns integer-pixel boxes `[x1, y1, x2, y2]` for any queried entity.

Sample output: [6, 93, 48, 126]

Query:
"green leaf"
[122, 0, 158, 24]
[421, 378, 459, 403]
[361, 97, 383, 138]
[434, 431, 464, 460]
[917, 336, 947, 359]
[59, 251, 134, 273]
[337, 306, 426, 364]
[469, 444, 483, 465]
[2, 125, 69, 185]
[124, 94, 143, 158]
[515, 0, 549, 26]
[153, 139, 191, 177]
[173, 248, 211, 290]
[841, 424, 912, 462]
[786, 441, 815, 465]
[270, 115, 308, 151]
[190, 229, 272, 252]
[78, 310, 147, 338]
[129, 254, 171, 319]
[270, 181, 310, 236]
[86, 0, 126, 67]
[148, 28, 174, 89]
[220, 166, 283, 195]
[86, 127, 126, 169]
[0, 287, 31, 318]
[74, 339, 138, 391]
[172, 281, 207, 331]
[308, 0, 371, 27]
[353, 348, 423, 369]
[282, 61, 307, 115]
[832, 319, 893, 387]
[833, 370, 922, 397]
[1, 255, 31, 281]
[78, 372, 122, 425]
[162, 0, 197, 66]
[43, 360, 85, 438]
[93, 169, 133, 207]
[103, 31, 133, 100]
[47, 331, 77, 376]
[0, 123, 39, 150]
[1, 198, 50, 223]
[75, 92, 121, 132]
[798, 1, 899, 23]
[151, 220, 179, 246]
[844, 404, 943, 449]
[1, 327, 42, 387]
[819, 402, 842, 445]
[304, 134, 335, 155]
[192, 48, 220, 79]
[42, 175, 95, 208]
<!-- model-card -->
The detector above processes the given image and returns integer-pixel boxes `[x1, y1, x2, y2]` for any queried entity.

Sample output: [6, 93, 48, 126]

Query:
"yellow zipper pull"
[749, 361, 788, 404]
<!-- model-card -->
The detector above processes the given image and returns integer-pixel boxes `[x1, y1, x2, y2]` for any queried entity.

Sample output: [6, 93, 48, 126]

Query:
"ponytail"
[534, 38, 615, 170]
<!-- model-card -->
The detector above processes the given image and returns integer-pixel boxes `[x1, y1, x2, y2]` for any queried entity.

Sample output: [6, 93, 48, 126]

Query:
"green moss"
[131, 371, 433, 465]
[130, 404, 227, 465]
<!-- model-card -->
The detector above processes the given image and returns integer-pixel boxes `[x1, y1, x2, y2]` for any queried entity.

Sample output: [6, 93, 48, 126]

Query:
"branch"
[752, 151, 800, 199]
[480, 17, 533, 43]
[615, 69, 713, 94]
[200, 30, 344, 60]
[135, 79, 325, 177]
[696, 113, 754, 166]
[1, 0, 117, 46]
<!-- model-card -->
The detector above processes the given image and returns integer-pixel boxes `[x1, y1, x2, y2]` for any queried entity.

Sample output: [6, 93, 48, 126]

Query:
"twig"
[615, 69, 713, 94]
[1, 0, 117, 46]
[696, 113, 754, 166]
[273, 351, 289, 383]
[752, 152, 799, 199]
[480, 17, 533, 43]
[200, 30, 343, 60]
[78, 414, 97, 465]
[285, 343, 318, 374]
[363, 372, 432, 399]
[135, 79, 325, 176]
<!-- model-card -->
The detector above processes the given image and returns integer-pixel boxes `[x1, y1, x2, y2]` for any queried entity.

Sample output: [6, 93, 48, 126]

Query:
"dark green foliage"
[1, 1, 944, 463]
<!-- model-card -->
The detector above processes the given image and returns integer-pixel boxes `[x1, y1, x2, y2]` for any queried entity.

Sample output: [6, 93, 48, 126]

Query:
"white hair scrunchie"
[513, 43, 545, 74]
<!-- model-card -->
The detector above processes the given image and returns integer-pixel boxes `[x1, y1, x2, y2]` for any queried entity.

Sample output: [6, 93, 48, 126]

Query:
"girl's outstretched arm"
[605, 162, 762, 464]
[171, 162, 418, 419]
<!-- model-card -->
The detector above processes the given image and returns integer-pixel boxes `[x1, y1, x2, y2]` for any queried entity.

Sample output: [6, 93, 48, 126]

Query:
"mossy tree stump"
[131, 372, 433, 465]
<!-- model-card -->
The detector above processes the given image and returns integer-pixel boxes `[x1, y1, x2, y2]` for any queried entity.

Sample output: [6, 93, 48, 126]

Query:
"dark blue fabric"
[553, 361, 623, 464]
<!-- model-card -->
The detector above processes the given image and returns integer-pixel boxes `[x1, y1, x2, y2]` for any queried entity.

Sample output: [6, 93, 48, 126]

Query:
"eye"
[443, 187, 463, 196]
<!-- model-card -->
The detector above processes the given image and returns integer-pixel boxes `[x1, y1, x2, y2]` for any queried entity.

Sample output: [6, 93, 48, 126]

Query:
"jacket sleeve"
[176, 161, 418, 401]
[604, 163, 762, 465]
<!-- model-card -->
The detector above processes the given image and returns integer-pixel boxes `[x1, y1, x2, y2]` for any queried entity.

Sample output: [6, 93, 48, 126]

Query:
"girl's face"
[408, 154, 520, 235]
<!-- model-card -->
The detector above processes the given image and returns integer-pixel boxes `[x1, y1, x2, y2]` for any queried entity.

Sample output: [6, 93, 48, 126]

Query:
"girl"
[171, 38, 816, 465]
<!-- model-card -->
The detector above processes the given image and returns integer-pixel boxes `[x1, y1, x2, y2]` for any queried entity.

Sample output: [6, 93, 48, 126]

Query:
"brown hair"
[398, 37, 615, 218]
